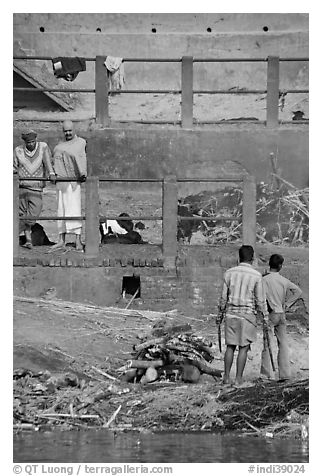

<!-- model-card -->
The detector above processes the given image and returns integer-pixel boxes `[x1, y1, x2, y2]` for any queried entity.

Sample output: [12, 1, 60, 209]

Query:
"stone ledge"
[13, 256, 165, 268]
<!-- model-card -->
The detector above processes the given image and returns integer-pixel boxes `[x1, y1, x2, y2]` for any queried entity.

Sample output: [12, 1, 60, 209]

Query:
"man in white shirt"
[260, 253, 302, 380]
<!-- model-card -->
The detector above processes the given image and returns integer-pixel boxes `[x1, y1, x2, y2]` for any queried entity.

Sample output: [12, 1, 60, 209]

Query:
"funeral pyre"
[117, 319, 222, 384]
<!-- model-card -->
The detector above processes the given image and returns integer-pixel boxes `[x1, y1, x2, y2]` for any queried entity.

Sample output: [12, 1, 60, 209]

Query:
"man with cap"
[13, 130, 56, 249]
[51, 120, 87, 251]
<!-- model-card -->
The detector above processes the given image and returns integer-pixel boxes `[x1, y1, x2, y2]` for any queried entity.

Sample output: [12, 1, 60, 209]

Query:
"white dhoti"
[56, 183, 82, 235]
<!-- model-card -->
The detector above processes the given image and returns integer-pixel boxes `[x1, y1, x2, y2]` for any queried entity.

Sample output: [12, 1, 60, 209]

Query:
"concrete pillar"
[13, 174, 19, 258]
[95, 56, 109, 125]
[181, 56, 193, 128]
[266, 56, 280, 128]
[242, 175, 256, 251]
[162, 175, 178, 268]
[85, 176, 100, 258]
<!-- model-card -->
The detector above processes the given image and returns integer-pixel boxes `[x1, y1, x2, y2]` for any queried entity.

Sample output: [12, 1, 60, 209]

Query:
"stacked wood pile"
[117, 319, 222, 384]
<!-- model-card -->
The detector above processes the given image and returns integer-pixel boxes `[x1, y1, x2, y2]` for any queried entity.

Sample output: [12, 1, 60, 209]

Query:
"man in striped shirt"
[13, 130, 56, 249]
[218, 245, 268, 386]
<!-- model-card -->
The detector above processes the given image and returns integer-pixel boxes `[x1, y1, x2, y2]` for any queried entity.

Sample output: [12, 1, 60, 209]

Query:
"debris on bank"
[179, 179, 309, 246]
[13, 298, 309, 438]
[217, 378, 309, 439]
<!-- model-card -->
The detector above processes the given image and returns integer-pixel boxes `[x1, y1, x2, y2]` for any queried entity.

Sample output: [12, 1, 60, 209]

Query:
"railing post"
[85, 176, 100, 259]
[181, 56, 193, 128]
[242, 175, 257, 252]
[266, 56, 280, 128]
[95, 56, 109, 125]
[13, 174, 19, 258]
[162, 175, 178, 269]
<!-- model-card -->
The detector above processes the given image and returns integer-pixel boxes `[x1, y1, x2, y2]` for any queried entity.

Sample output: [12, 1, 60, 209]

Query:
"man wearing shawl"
[52, 120, 87, 251]
[13, 130, 55, 249]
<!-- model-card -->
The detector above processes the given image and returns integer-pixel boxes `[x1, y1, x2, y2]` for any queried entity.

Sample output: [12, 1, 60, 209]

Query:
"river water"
[14, 430, 309, 463]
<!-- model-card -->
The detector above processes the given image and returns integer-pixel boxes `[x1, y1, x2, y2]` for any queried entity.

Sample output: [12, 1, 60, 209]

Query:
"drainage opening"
[151, 28, 157, 33]
[122, 275, 141, 298]
[262, 26, 269, 32]
[96, 27, 102, 32]
[207, 27, 212, 33]
[39, 26, 45, 32]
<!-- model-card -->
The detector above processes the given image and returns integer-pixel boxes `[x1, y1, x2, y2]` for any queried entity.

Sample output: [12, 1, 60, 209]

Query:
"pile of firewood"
[117, 320, 222, 384]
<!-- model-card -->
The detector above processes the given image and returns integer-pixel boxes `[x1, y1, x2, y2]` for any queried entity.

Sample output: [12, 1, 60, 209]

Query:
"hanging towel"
[52, 57, 86, 82]
[104, 56, 125, 91]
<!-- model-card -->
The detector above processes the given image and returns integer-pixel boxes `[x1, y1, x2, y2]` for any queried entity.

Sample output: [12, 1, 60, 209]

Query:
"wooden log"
[91, 366, 118, 381]
[127, 359, 164, 369]
[134, 337, 166, 351]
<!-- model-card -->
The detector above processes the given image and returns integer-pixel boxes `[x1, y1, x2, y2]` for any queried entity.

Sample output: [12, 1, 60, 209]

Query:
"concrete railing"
[13, 55, 308, 127]
[13, 173, 256, 268]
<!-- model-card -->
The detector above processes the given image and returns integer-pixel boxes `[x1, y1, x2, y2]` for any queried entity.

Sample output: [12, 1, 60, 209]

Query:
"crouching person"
[100, 213, 145, 244]
[218, 245, 268, 387]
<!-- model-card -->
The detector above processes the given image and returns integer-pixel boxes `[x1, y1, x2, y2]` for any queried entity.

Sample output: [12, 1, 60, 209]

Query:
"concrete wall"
[13, 13, 309, 121]
[13, 251, 308, 316]
[13, 14, 309, 187]
[13, 124, 309, 186]
[13, 13, 308, 33]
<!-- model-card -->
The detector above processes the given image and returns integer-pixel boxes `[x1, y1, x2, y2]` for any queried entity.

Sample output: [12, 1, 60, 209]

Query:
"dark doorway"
[122, 275, 141, 298]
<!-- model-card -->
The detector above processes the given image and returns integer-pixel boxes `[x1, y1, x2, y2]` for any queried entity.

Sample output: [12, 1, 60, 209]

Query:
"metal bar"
[177, 177, 243, 182]
[18, 177, 80, 181]
[14, 117, 96, 123]
[194, 57, 309, 62]
[13, 174, 19, 258]
[100, 216, 162, 221]
[98, 178, 162, 182]
[19, 214, 239, 222]
[13, 88, 95, 93]
[14, 56, 309, 63]
[193, 58, 268, 62]
[279, 58, 309, 62]
[14, 56, 96, 61]
[242, 175, 256, 250]
[280, 120, 309, 124]
[95, 55, 109, 125]
[178, 216, 237, 222]
[266, 56, 280, 128]
[14, 87, 309, 95]
[123, 58, 181, 62]
[181, 56, 193, 128]
[116, 120, 181, 124]
[194, 90, 267, 94]
[194, 120, 266, 124]
[20, 216, 84, 220]
[85, 176, 100, 258]
[284, 89, 309, 94]
[108, 90, 181, 94]
[162, 175, 178, 269]
[20, 215, 162, 221]
[99, 177, 242, 182]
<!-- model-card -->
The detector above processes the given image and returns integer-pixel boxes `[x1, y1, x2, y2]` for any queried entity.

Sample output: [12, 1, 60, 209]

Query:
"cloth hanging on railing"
[104, 56, 125, 91]
[52, 57, 87, 82]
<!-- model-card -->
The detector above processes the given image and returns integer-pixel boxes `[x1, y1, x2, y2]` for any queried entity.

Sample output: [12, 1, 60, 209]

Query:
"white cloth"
[101, 219, 127, 235]
[104, 56, 125, 90]
[57, 183, 82, 235]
